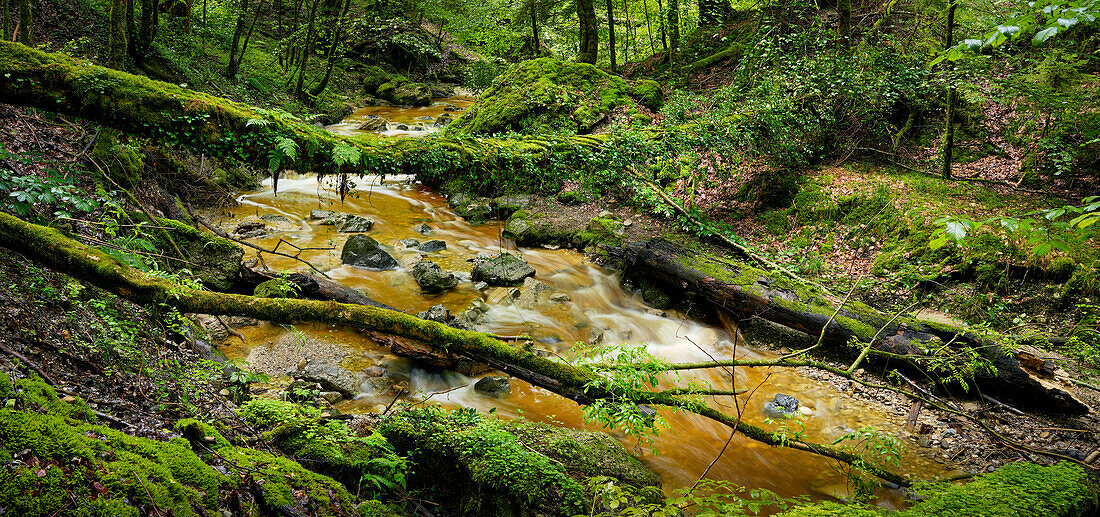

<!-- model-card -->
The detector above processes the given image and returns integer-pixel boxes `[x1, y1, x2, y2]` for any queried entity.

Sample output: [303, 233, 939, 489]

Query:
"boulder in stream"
[294, 362, 361, 397]
[398, 238, 421, 248]
[762, 393, 800, 418]
[310, 209, 334, 220]
[357, 117, 388, 131]
[335, 214, 375, 233]
[391, 83, 433, 106]
[434, 113, 453, 128]
[448, 193, 493, 224]
[417, 239, 447, 252]
[414, 223, 433, 235]
[471, 253, 536, 286]
[410, 260, 458, 294]
[341, 234, 399, 270]
[474, 376, 511, 397]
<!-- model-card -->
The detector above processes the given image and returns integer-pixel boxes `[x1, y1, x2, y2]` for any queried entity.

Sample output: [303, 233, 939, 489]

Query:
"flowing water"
[325, 96, 477, 137]
[216, 103, 954, 509]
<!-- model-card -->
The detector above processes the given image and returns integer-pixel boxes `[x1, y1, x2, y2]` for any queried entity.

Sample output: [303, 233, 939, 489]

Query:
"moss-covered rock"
[91, 130, 144, 188]
[389, 82, 433, 106]
[0, 377, 370, 517]
[447, 58, 638, 136]
[502, 209, 580, 247]
[577, 216, 625, 249]
[378, 406, 660, 517]
[125, 212, 244, 291]
[630, 80, 664, 111]
[777, 461, 1097, 517]
[254, 278, 299, 298]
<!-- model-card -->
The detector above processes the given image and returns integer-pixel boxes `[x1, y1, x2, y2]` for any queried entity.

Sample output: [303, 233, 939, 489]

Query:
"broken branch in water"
[185, 204, 334, 278]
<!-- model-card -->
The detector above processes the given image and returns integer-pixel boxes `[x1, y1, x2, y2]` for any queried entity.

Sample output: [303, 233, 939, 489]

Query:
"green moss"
[777, 461, 1097, 517]
[577, 216, 625, 249]
[91, 130, 144, 188]
[629, 80, 664, 111]
[378, 406, 657, 516]
[254, 278, 299, 299]
[123, 212, 243, 291]
[447, 58, 636, 136]
[556, 189, 590, 205]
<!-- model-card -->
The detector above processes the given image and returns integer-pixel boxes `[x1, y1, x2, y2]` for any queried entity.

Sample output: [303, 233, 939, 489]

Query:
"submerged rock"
[391, 83, 433, 106]
[398, 238, 421, 248]
[763, 393, 800, 418]
[357, 117, 388, 131]
[309, 209, 334, 220]
[414, 223, 433, 235]
[410, 260, 458, 294]
[235, 216, 265, 234]
[417, 304, 451, 323]
[417, 239, 447, 252]
[341, 234, 399, 270]
[295, 362, 361, 397]
[471, 253, 536, 286]
[474, 376, 511, 397]
[335, 214, 375, 233]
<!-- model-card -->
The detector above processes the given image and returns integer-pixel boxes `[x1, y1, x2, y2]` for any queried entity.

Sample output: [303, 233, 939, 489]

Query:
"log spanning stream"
[215, 101, 952, 508]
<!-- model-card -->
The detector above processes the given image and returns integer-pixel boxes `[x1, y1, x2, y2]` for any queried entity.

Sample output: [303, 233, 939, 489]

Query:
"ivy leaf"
[946, 221, 968, 242]
[1033, 26, 1059, 43]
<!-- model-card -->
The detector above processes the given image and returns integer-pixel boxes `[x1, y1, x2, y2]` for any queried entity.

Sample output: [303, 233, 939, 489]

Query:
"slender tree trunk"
[606, 0, 616, 71]
[940, 0, 957, 180]
[2, 0, 10, 42]
[577, 0, 598, 63]
[295, 0, 319, 97]
[529, 0, 539, 56]
[656, 0, 667, 50]
[838, 0, 851, 50]
[310, 0, 350, 97]
[16, 0, 29, 44]
[109, 0, 127, 68]
[126, 0, 135, 56]
[622, 0, 631, 62]
[238, 0, 264, 61]
[225, 0, 252, 78]
[137, 0, 155, 57]
[642, 0, 656, 55]
[201, 0, 207, 52]
[667, 0, 679, 62]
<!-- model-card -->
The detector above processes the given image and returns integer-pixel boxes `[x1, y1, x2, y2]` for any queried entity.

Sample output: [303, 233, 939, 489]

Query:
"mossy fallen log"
[0, 42, 626, 197]
[607, 239, 1088, 414]
[0, 210, 911, 486]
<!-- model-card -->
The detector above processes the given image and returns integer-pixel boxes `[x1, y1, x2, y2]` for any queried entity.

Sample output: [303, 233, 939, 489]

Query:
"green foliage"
[240, 398, 408, 498]
[448, 58, 637, 136]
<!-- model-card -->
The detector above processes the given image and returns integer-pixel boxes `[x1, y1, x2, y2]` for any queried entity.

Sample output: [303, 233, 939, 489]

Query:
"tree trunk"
[225, 0, 252, 78]
[237, 0, 265, 70]
[2, 0, 9, 42]
[529, 0, 539, 56]
[577, 0, 598, 63]
[109, 0, 127, 68]
[838, 0, 851, 50]
[941, 0, 956, 180]
[667, 0, 679, 62]
[295, 0, 319, 97]
[606, 0, 616, 71]
[642, 0, 656, 55]
[137, 0, 155, 58]
[126, 0, 135, 56]
[607, 239, 1086, 414]
[656, 0, 667, 50]
[16, 0, 29, 45]
[310, 0, 350, 97]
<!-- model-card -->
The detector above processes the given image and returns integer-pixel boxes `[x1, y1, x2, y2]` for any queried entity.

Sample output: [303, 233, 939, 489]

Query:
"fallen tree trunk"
[607, 239, 1088, 414]
[0, 210, 911, 486]
[240, 265, 394, 309]
[0, 41, 614, 197]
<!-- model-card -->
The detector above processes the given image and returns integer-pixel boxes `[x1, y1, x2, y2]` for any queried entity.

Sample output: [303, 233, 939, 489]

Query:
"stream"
[215, 99, 953, 509]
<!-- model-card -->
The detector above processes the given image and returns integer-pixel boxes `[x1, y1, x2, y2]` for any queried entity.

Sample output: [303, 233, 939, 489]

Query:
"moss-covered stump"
[377, 406, 660, 517]
[0, 374, 378, 517]
[447, 58, 653, 136]
[122, 212, 244, 291]
[777, 461, 1097, 516]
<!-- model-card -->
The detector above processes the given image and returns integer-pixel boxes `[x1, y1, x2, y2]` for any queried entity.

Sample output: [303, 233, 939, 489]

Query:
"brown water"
[325, 96, 477, 137]
[217, 172, 952, 508]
